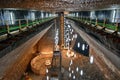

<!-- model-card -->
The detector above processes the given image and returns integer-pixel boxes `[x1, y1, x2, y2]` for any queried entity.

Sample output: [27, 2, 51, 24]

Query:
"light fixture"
[46, 75, 49, 80]
[75, 34, 77, 38]
[69, 67, 71, 71]
[80, 70, 83, 76]
[68, 24, 71, 28]
[82, 44, 85, 51]
[73, 75, 76, 79]
[46, 68, 48, 73]
[76, 67, 79, 72]
[90, 55, 94, 64]
[77, 42, 80, 48]
[72, 70, 74, 74]
[70, 59, 73, 65]
[69, 73, 71, 77]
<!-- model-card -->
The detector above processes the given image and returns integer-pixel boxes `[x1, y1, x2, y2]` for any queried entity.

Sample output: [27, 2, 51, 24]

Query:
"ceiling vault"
[0, 0, 120, 12]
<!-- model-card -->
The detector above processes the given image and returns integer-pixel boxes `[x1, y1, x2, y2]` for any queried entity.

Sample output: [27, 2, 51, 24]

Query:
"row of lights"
[64, 20, 94, 80]
[64, 21, 78, 58]
[77, 42, 89, 51]
[45, 27, 60, 80]
[55, 29, 59, 51]
[46, 19, 94, 80]
[67, 55, 94, 80]
[68, 59, 83, 80]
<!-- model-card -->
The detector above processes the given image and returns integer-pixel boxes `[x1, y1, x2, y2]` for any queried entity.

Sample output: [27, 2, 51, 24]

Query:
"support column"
[19, 19, 22, 32]
[60, 13, 64, 48]
[6, 21, 10, 34]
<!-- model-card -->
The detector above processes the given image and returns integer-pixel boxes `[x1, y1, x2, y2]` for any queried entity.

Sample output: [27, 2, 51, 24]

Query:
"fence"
[68, 16, 120, 32]
[0, 17, 54, 35]
[0, 17, 55, 58]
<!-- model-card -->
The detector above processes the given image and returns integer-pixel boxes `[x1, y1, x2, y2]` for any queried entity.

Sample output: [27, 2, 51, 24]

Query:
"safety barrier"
[0, 17, 55, 58]
[0, 17, 54, 35]
[67, 17, 120, 32]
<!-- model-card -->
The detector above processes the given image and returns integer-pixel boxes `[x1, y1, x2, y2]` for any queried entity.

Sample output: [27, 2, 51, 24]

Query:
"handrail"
[67, 17, 120, 32]
[0, 17, 55, 35]
[0, 18, 54, 58]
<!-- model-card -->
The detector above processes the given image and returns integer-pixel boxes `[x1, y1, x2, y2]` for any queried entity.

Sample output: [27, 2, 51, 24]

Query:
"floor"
[23, 22, 106, 80]
[27, 51, 105, 80]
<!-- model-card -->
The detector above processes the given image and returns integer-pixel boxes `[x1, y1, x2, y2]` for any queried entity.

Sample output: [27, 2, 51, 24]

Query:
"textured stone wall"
[0, 24, 53, 80]
[71, 21, 120, 79]
[89, 47, 120, 79]
[3, 50, 34, 80]
[37, 26, 55, 55]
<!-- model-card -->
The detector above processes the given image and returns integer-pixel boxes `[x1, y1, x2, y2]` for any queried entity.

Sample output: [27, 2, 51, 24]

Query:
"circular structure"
[31, 54, 52, 75]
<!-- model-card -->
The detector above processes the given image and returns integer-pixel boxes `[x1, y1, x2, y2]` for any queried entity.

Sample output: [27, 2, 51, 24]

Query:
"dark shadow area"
[73, 34, 89, 56]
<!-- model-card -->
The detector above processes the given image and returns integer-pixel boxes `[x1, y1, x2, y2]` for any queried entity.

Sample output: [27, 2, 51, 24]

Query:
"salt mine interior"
[0, 0, 120, 80]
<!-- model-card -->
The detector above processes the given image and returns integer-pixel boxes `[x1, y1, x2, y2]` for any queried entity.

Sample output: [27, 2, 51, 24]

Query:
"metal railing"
[0, 17, 55, 35]
[68, 16, 120, 32]
[0, 17, 55, 58]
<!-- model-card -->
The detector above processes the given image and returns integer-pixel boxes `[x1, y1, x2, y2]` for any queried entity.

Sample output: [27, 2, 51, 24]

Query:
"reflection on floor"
[26, 51, 105, 80]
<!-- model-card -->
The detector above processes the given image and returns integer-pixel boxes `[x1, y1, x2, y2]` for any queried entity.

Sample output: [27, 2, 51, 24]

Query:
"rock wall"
[0, 24, 53, 80]
[70, 21, 120, 79]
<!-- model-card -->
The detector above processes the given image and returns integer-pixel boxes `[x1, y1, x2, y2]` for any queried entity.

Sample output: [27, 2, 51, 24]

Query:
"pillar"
[60, 12, 64, 48]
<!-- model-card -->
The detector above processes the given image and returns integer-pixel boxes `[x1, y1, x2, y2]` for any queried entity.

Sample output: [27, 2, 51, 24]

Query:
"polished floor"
[22, 23, 106, 80]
